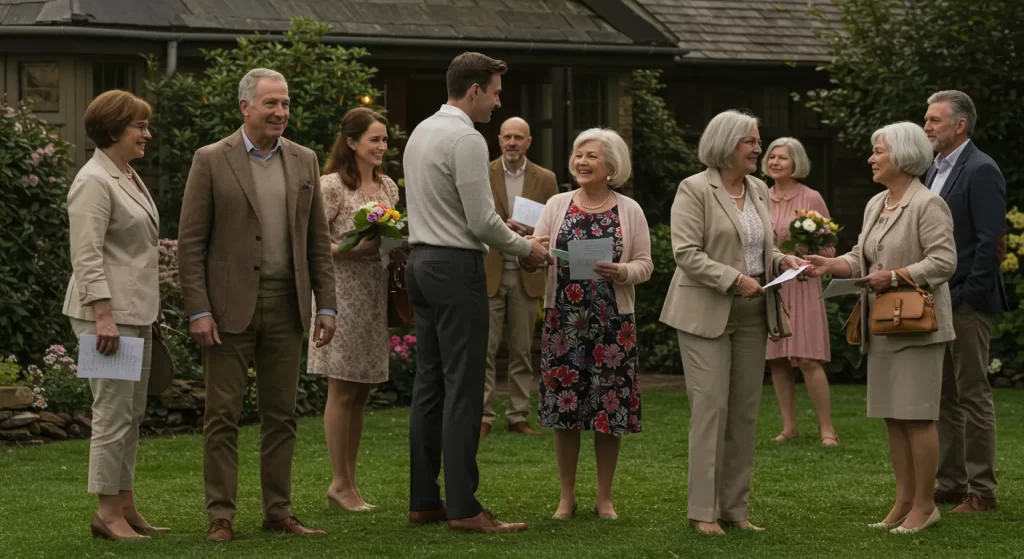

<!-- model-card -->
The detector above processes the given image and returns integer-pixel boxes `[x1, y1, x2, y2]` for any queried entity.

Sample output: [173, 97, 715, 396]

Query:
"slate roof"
[0, 0, 637, 45]
[633, 0, 843, 63]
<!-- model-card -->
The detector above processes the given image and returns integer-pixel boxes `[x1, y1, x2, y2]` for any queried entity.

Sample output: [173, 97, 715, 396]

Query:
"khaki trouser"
[70, 318, 153, 496]
[677, 297, 767, 523]
[483, 270, 539, 426]
[937, 303, 998, 498]
[202, 295, 304, 523]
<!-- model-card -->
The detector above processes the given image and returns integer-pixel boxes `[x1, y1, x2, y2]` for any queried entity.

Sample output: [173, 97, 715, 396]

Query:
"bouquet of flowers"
[778, 209, 840, 256]
[337, 201, 406, 252]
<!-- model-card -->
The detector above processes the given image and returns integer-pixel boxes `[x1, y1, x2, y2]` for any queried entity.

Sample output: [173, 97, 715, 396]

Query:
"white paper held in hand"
[821, 278, 863, 299]
[76, 335, 145, 381]
[568, 238, 614, 280]
[511, 196, 545, 228]
[763, 265, 810, 289]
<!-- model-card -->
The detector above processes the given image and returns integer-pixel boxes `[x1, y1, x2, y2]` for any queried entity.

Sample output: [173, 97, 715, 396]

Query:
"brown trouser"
[202, 295, 304, 523]
[483, 270, 539, 426]
[677, 297, 767, 523]
[937, 303, 998, 498]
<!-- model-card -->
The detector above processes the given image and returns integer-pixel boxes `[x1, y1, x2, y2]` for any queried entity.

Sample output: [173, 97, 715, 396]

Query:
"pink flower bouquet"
[779, 209, 841, 256]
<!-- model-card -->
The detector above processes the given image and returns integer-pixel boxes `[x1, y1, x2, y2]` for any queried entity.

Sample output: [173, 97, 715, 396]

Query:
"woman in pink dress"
[309, 108, 399, 510]
[763, 138, 839, 447]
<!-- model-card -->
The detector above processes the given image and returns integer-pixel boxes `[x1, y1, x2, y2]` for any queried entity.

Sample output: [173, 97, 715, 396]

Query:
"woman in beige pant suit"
[807, 122, 956, 534]
[63, 90, 166, 540]
[660, 110, 807, 535]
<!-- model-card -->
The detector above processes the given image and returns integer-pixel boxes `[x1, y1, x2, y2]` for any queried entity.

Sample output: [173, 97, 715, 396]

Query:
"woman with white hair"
[660, 110, 808, 535]
[522, 128, 652, 521]
[762, 137, 839, 447]
[806, 121, 956, 534]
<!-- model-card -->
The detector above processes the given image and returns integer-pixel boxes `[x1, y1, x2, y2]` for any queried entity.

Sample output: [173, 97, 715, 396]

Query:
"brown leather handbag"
[386, 247, 414, 327]
[844, 269, 937, 345]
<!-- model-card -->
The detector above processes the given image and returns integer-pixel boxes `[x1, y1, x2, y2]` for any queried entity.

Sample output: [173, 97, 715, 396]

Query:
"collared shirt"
[240, 126, 283, 162]
[438, 104, 473, 127]
[502, 157, 528, 178]
[929, 139, 971, 194]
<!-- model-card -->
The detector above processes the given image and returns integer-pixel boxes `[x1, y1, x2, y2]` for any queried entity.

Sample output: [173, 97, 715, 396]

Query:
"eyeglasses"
[129, 122, 152, 132]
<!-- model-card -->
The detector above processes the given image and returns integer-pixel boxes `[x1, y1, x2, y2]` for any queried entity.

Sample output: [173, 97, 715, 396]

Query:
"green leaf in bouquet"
[779, 240, 798, 254]
[336, 230, 365, 252]
[353, 210, 370, 229]
[379, 225, 404, 239]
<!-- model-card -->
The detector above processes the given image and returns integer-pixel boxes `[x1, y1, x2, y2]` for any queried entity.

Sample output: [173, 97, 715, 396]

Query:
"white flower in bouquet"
[801, 218, 817, 232]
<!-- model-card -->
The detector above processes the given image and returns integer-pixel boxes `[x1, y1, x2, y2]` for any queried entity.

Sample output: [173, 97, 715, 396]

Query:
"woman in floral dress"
[526, 128, 652, 521]
[308, 108, 398, 512]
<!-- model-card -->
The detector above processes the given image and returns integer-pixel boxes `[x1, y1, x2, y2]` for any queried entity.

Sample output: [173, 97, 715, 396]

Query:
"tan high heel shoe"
[90, 515, 151, 541]
[328, 494, 372, 512]
[890, 508, 940, 534]
[868, 514, 908, 530]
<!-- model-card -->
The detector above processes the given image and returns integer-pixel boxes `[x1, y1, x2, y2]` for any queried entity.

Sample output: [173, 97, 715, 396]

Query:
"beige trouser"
[937, 303, 998, 498]
[676, 297, 768, 523]
[202, 295, 304, 523]
[70, 317, 153, 496]
[483, 270, 539, 426]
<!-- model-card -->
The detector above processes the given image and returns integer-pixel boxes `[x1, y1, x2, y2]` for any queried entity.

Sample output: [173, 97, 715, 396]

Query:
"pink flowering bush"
[1, 345, 91, 413]
[373, 329, 417, 406]
[0, 96, 74, 364]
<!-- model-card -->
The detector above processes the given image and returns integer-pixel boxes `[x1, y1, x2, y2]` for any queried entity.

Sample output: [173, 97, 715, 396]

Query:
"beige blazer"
[177, 130, 337, 333]
[532, 190, 653, 314]
[838, 180, 957, 353]
[63, 149, 160, 326]
[484, 159, 558, 298]
[659, 168, 790, 340]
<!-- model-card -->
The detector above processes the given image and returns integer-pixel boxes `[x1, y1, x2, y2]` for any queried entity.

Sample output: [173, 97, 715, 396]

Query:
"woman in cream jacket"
[660, 110, 807, 535]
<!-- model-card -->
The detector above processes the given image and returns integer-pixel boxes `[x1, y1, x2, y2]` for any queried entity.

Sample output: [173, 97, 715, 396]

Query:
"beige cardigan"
[531, 190, 653, 314]
[838, 179, 957, 353]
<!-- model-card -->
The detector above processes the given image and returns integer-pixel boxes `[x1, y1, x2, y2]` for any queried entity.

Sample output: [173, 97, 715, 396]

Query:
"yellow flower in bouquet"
[337, 201, 406, 252]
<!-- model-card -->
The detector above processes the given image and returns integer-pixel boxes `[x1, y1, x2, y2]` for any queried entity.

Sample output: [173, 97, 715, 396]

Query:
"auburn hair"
[323, 107, 388, 190]
[84, 90, 152, 148]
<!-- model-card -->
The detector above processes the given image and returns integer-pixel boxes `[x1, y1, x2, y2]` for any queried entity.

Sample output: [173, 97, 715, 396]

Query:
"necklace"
[124, 167, 132, 181]
[727, 184, 746, 200]
[883, 195, 900, 211]
[577, 189, 611, 210]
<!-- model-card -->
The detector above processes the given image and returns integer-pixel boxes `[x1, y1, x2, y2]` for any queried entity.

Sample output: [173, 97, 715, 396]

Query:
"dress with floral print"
[538, 201, 641, 436]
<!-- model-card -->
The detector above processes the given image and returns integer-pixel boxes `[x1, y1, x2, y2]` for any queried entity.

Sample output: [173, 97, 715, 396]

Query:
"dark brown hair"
[446, 52, 507, 99]
[84, 90, 152, 148]
[323, 107, 388, 190]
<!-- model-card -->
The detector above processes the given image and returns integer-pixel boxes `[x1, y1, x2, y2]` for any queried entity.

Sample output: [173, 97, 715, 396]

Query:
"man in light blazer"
[924, 90, 1008, 513]
[481, 117, 558, 437]
[177, 68, 337, 541]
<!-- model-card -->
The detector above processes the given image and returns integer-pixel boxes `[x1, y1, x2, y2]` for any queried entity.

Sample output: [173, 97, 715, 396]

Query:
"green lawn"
[2, 386, 1023, 558]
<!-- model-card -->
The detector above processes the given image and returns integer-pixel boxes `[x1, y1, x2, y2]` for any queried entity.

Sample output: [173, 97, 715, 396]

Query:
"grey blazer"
[838, 180, 957, 353]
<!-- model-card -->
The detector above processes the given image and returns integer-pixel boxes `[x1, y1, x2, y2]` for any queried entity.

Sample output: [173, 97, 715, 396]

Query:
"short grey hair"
[569, 128, 632, 188]
[698, 110, 760, 169]
[927, 89, 977, 137]
[871, 122, 933, 177]
[761, 137, 811, 179]
[238, 68, 287, 102]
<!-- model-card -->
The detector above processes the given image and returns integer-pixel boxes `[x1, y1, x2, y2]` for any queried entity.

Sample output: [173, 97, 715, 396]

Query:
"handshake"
[507, 218, 554, 270]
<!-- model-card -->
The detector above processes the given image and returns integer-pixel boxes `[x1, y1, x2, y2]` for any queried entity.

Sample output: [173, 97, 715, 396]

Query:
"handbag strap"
[894, 269, 930, 296]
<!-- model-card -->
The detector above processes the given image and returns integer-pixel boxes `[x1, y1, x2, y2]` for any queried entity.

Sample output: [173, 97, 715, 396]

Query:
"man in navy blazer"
[923, 90, 1008, 514]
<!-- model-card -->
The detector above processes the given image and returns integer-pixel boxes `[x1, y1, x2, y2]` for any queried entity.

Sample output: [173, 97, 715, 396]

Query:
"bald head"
[499, 117, 532, 167]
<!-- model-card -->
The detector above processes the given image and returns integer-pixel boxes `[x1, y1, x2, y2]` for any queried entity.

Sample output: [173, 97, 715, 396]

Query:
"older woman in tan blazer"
[660, 110, 807, 535]
[806, 122, 956, 534]
[63, 90, 164, 540]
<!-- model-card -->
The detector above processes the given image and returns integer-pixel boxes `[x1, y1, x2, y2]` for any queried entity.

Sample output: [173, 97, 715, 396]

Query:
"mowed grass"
[1, 386, 1023, 559]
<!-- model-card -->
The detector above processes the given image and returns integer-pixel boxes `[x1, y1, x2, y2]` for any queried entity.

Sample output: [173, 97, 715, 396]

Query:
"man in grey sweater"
[404, 52, 551, 533]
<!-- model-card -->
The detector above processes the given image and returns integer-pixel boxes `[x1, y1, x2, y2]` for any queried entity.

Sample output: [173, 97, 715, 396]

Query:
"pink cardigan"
[531, 190, 653, 314]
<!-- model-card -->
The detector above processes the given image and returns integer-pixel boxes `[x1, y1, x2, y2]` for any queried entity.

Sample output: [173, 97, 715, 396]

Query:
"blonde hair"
[871, 122, 933, 177]
[568, 128, 632, 188]
[698, 110, 759, 169]
[761, 137, 811, 179]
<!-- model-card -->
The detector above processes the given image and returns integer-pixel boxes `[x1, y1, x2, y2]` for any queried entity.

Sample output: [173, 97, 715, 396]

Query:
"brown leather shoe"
[934, 488, 967, 505]
[262, 516, 326, 536]
[409, 504, 448, 525]
[480, 423, 492, 436]
[206, 519, 232, 542]
[508, 422, 541, 436]
[448, 510, 528, 533]
[950, 493, 997, 513]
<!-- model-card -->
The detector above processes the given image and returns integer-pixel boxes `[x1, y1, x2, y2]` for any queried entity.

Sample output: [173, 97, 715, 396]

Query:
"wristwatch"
[890, 271, 898, 288]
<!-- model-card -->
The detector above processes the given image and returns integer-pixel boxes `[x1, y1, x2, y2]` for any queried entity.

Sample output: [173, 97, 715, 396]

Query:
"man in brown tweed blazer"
[177, 68, 337, 542]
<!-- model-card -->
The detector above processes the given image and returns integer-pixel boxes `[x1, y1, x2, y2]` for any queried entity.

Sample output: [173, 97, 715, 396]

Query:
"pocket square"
[300, 180, 312, 191]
